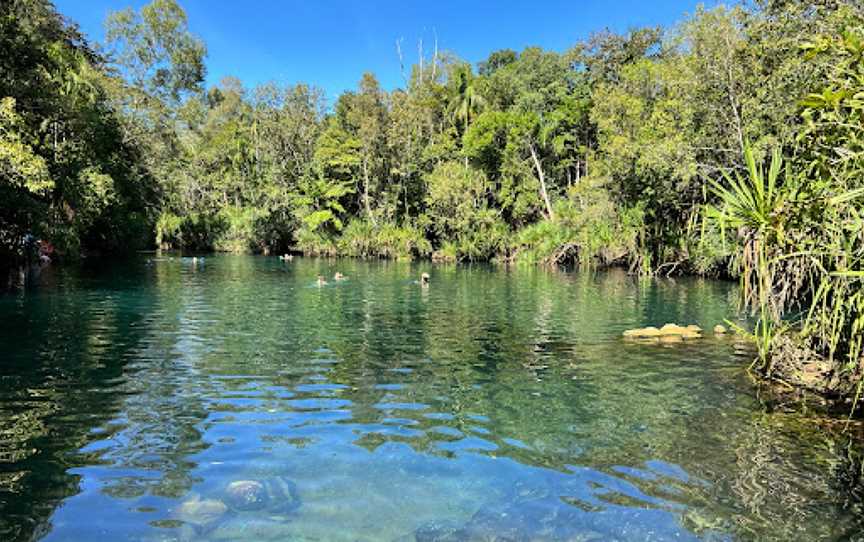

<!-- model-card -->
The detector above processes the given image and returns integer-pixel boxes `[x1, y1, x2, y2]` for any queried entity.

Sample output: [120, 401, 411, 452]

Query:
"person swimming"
[317, 275, 328, 286]
[334, 272, 347, 281]
[420, 272, 430, 287]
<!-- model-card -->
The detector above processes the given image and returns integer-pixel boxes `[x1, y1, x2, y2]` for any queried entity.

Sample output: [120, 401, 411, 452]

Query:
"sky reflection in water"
[0, 255, 861, 541]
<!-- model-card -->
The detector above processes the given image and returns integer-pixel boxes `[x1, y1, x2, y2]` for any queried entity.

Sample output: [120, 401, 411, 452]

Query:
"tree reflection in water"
[0, 256, 861, 541]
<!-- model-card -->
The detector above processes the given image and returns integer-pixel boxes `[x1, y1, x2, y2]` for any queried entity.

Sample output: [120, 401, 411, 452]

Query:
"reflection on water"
[0, 256, 861, 541]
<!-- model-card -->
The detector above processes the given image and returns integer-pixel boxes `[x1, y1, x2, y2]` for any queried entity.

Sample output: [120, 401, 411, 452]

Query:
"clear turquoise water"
[0, 255, 861, 541]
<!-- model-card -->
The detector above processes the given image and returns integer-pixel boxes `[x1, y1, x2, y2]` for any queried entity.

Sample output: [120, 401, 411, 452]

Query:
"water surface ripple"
[0, 256, 860, 541]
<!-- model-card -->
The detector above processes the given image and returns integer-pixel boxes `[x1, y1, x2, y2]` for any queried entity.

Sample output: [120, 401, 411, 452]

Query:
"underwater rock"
[175, 493, 228, 530]
[450, 498, 607, 542]
[210, 516, 295, 540]
[223, 477, 301, 515]
[411, 518, 463, 541]
[224, 480, 267, 511]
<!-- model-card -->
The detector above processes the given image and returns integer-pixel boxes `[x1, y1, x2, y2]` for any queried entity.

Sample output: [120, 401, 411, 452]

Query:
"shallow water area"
[0, 255, 861, 541]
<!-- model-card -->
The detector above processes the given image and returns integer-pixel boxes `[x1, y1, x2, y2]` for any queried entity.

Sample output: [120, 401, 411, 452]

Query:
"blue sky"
[55, 0, 716, 102]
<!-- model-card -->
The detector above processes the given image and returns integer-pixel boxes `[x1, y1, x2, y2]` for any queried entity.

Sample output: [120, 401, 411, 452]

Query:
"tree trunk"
[529, 143, 555, 222]
[362, 157, 376, 226]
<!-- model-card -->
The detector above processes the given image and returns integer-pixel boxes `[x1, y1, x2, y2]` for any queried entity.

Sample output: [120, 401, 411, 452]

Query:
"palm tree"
[448, 64, 485, 137]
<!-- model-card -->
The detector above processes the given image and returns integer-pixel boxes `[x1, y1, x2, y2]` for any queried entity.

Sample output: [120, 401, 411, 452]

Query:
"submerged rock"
[411, 518, 463, 541]
[426, 497, 699, 542]
[175, 493, 229, 530]
[225, 480, 267, 511]
[449, 498, 607, 542]
[210, 516, 295, 540]
[173, 477, 300, 539]
[223, 477, 301, 515]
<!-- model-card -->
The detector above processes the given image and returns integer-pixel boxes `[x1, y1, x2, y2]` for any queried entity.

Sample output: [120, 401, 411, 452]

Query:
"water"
[0, 255, 861, 541]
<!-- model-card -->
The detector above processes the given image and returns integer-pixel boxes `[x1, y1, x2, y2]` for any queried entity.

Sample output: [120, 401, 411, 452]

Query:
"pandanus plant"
[708, 142, 864, 384]
[706, 144, 798, 369]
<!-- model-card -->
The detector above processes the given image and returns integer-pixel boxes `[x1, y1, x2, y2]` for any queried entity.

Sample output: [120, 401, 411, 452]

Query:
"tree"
[336, 73, 389, 225]
[464, 111, 554, 223]
[423, 160, 507, 261]
[576, 26, 664, 85]
[1, 0, 158, 267]
[447, 62, 485, 140]
[105, 0, 206, 106]
[478, 49, 518, 76]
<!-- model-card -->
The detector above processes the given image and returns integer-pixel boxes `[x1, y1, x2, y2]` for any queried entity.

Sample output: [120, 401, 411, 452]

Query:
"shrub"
[295, 227, 338, 256]
[213, 206, 260, 253]
[338, 220, 431, 260]
[511, 181, 639, 267]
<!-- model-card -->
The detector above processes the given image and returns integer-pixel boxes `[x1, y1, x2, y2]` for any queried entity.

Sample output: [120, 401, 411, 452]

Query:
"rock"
[659, 335, 684, 344]
[210, 516, 294, 540]
[624, 323, 702, 340]
[452, 498, 608, 541]
[660, 324, 701, 338]
[412, 518, 463, 541]
[713, 324, 727, 335]
[622, 326, 661, 338]
[223, 477, 301, 515]
[175, 494, 228, 529]
[224, 480, 267, 511]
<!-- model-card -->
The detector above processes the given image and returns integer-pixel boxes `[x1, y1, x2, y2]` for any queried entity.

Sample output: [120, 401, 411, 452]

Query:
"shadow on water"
[0, 255, 862, 541]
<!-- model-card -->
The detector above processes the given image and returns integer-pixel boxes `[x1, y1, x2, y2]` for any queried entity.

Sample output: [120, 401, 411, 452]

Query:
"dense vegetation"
[1, 0, 863, 404]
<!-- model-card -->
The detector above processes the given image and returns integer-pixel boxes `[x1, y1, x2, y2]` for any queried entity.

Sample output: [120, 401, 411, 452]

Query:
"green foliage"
[591, 56, 698, 263]
[6, 0, 864, 404]
[213, 206, 260, 253]
[706, 145, 795, 365]
[294, 228, 338, 257]
[105, 0, 206, 104]
[423, 161, 492, 238]
[511, 181, 639, 267]
[1, 0, 159, 267]
[338, 220, 431, 260]
[793, 21, 864, 396]
[0, 97, 52, 195]
[463, 110, 547, 224]
[422, 160, 509, 261]
[293, 177, 353, 233]
[155, 212, 183, 248]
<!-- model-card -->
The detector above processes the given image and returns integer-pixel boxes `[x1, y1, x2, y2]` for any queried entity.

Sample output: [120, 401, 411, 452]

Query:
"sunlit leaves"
[105, 0, 206, 103]
[0, 98, 52, 195]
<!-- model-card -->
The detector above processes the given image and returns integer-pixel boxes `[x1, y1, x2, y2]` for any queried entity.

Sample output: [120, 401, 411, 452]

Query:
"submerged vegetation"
[1, 0, 863, 405]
